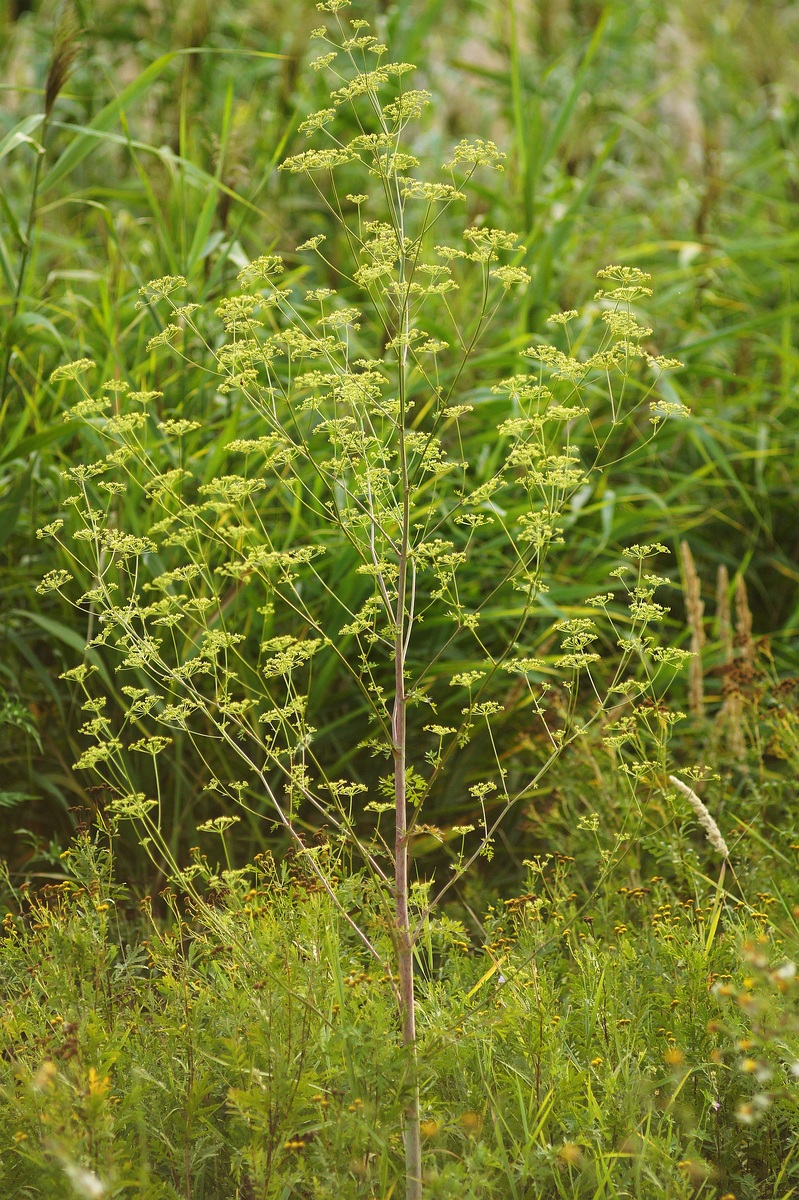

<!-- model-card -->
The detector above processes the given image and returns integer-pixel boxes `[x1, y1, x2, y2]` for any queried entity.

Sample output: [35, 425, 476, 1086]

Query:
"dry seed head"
[724, 691, 746, 763]
[45, 2, 81, 118]
[712, 572, 754, 763]
[679, 541, 705, 717]
[715, 563, 744, 758]
[735, 575, 755, 665]
[716, 564, 732, 661]
[668, 774, 729, 859]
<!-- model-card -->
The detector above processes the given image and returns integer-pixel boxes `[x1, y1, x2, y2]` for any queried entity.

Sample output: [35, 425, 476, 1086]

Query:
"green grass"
[2, 0, 799, 1194]
[2, 2, 799, 853]
[2, 794, 799, 1199]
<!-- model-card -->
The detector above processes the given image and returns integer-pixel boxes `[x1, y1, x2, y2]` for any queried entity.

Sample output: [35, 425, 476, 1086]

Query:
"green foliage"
[44, 18, 702, 1188]
[1, 0, 799, 853]
[2, 0, 799, 1193]
[48, 11, 689, 887]
[2, 820, 799, 1198]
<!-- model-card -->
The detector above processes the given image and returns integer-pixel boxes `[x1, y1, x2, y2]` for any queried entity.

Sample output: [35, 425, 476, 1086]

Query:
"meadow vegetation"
[1, 0, 799, 1196]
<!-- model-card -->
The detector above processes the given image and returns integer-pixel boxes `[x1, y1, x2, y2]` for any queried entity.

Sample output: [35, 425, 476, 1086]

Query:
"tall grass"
[2, 777, 799, 1198]
[1, 0, 798, 858]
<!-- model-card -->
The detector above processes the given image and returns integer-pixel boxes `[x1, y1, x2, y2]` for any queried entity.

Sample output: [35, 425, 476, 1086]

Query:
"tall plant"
[42, 3, 691, 1193]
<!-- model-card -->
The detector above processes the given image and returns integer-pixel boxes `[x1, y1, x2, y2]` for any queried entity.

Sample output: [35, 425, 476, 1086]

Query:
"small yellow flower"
[664, 1048, 685, 1067]
[87, 1067, 110, 1099]
[677, 1158, 711, 1182]
[459, 1111, 481, 1134]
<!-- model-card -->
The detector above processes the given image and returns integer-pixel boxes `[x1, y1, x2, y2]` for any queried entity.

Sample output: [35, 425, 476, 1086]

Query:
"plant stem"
[394, 226, 422, 1199]
[394, 655, 421, 1198]
[394, 599, 422, 1197]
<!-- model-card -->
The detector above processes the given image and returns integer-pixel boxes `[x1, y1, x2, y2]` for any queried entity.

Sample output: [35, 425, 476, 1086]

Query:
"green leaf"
[40, 52, 180, 195]
[0, 421, 73, 466]
[184, 82, 233, 276]
[10, 610, 115, 691]
[0, 467, 30, 547]
[40, 48, 287, 199]
[0, 792, 34, 809]
[0, 113, 45, 164]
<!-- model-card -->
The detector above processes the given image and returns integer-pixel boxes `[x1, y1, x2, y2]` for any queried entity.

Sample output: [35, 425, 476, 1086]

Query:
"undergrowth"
[2, 813, 799, 1199]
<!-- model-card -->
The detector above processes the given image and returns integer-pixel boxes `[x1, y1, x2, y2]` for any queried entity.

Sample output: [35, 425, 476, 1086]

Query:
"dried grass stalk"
[680, 540, 705, 717]
[716, 564, 732, 661]
[721, 574, 755, 762]
[735, 575, 755, 665]
[726, 692, 746, 761]
[715, 563, 746, 760]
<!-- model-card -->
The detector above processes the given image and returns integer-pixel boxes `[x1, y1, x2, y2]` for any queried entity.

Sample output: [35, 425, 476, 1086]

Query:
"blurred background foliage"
[1, 0, 798, 880]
